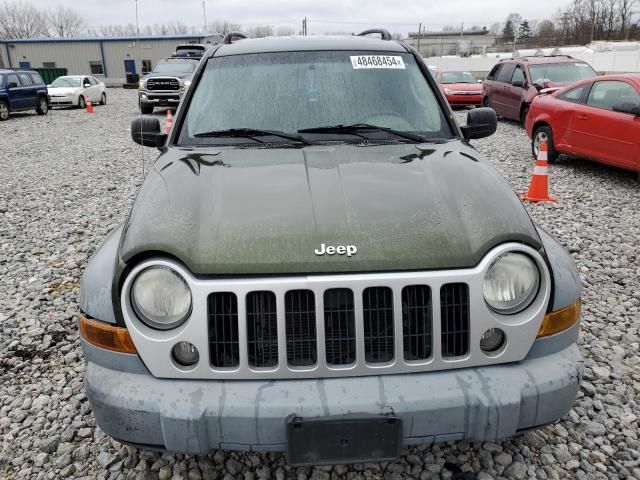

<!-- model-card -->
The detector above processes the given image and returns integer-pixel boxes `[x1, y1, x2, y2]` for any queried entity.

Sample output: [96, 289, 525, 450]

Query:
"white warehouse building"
[0, 33, 221, 85]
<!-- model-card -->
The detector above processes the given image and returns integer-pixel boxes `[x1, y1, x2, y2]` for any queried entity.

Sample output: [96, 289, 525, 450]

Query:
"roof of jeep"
[212, 35, 409, 56]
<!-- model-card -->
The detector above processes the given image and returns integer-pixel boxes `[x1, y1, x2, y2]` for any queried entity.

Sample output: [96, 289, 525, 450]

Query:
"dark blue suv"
[0, 69, 50, 121]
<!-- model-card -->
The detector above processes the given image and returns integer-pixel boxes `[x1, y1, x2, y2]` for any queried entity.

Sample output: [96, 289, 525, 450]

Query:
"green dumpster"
[34, 68, 68, 85]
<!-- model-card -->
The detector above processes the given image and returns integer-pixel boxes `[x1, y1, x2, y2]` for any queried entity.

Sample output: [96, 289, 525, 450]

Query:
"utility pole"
[202, 1, 207, 32]
[302, 17, 308, 36]
[416, 23, 421, 56]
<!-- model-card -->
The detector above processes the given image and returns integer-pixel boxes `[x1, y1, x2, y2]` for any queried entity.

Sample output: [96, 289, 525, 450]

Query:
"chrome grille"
[402, 285, 432, 361]
[363, 287, 395, 363]
[207, 293, 240, 368]
[123, 244, 552, 380]
[285, 290, 317, 367]
[246, 291, 278, 368]
[323, 289, 356, 366]
[146, 77, 180, 91]
[440, 283, 470, 358]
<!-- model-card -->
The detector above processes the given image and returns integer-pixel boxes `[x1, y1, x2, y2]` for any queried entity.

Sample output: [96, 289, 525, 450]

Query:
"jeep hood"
[120, 143, 542, 274]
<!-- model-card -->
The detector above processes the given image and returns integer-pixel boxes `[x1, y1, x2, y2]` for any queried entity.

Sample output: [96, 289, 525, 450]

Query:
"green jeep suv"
[79, 30, 583, 465]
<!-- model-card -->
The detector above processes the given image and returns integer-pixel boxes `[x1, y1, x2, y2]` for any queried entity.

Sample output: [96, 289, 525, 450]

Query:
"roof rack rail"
[357, 29, 392, 41]
[222, 32, 247, 44]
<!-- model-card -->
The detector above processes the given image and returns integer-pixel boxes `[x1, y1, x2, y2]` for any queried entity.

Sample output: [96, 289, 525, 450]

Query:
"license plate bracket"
[286, 413, 402, 466]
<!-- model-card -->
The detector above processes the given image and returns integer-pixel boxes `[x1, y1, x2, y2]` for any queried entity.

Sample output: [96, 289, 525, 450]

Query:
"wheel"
[100, 93, 107, 105]
[0, 100, 9, 121]
[140, 103, 154, 114]
[78, 96, 86, 109]
[520, 105, 530, 127]
[36, 97, 48, 115]
[532, 125, 558, 163]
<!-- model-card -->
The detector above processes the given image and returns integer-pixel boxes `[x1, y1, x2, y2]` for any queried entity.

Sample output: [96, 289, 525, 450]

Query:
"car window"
[586, 81, 640, 110]
[512, 66, 526, 84]
[18, 73, 33, 86]
[440, 71, 477, 84]
[180, 51, 453, 144]
[29, 73, 44, 85]
[529, 62, 597, 85]
[558, 85, 587, 103]
[152, 61, 197, 74]
[7, 74, 20, 87]
[487, 64, 502, 80]
[89, 77, 98, 85]
[496, 63, 516, 83]
[51, 77, 81, 88]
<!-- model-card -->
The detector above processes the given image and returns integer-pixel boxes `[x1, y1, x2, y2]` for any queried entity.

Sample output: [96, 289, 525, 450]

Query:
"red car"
[483, 56, 598, 125]
[526, 74, 640, 172]
[435, 70, 482, 107]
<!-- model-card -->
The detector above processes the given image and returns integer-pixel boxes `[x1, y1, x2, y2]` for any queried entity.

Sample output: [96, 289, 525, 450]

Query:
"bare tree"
[0, 1, 48, 39]
[47, 5, 84, 37]
[276, 26, 295, 36]
[210, 20, 242, 35]
[166, 21, 189, 35]
[249, 25, 274, 38]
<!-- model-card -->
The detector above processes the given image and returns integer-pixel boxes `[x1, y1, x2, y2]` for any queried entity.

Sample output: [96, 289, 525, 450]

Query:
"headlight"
[183, 80, 191, 88]
[131, 266, 192, 330]
[444, 87, 454, 95]
[138, 80, 145, 90]
[483, 252, 539, 314]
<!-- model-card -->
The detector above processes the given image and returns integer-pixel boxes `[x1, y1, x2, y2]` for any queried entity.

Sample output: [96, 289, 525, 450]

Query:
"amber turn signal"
[79, 316, 137, 354]
[537, 299, 581, 338]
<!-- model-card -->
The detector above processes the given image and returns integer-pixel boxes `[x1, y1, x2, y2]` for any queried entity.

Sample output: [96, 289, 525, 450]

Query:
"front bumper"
[139, 90, 183, 106]
[83, 339, 583, 454]
[445, 94, 482, 107]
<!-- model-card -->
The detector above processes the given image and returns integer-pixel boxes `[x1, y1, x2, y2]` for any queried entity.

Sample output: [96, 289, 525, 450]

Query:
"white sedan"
[47, 75, 107, 108]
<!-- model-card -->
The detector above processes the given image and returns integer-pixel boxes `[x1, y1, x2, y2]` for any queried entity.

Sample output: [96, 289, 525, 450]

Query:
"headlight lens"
[131, 266, 192, 329]
[138, 80, 145, 90]
[483, 253, 539, 314]
[444, 87, 454, 95]
[182, 80, 191, 90]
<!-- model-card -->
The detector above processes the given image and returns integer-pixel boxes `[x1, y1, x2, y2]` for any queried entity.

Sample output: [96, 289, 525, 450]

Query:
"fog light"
[480, 328, 505, 353]
[172, 341, 199, 367]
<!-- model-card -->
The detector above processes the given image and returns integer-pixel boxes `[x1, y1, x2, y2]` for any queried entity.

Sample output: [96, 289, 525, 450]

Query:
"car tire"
[140, 103, 154, 114]
[520, 105, 530, 127]
[78, 96, 86, 109]
[532, 125, 558, 163]
[100, 93, 107, 105]
[0, 100, 9, 121]
[36, 97, 48, 115]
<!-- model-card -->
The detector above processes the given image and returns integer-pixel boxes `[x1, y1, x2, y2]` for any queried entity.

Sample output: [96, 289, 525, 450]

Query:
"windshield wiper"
[194, 128, 312, 145]
[298, 124, 427, 143]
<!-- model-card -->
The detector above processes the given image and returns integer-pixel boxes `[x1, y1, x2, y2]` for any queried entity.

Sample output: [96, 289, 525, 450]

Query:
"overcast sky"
[29, 0, 559, 35]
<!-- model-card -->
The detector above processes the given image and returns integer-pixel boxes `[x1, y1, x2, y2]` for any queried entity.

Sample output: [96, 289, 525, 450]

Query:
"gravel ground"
[1, 88, 639, 480]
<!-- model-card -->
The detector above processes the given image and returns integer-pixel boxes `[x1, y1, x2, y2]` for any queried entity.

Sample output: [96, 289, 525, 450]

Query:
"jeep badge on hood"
[315, 244, 357, 257]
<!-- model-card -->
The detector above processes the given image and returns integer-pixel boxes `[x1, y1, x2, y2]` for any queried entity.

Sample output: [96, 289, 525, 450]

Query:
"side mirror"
[131, 116, 168, 148]
[613, 103, 640, 116]
[7, 82, 18, 89]
[512, 79, 526, 88]
[460, 107, 497, 140]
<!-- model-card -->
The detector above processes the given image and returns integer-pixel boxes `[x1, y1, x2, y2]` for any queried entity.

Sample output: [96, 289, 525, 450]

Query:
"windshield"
[152, 61, 197, 74]
[529, 63, 597, 85]
[441, 71, 477, 84]
[51, 77, 81, 87]
[179, 51, 452, 145]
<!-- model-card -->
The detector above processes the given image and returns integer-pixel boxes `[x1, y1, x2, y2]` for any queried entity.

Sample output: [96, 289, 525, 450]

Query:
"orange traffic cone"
[85, 95, 94, 113]
[520, 141, 556, 203]
[165, 110, 173, 134]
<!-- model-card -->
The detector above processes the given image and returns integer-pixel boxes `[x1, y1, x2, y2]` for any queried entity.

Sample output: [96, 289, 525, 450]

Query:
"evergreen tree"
[502, 20, 515, 42]
[519, 20, 531, 39]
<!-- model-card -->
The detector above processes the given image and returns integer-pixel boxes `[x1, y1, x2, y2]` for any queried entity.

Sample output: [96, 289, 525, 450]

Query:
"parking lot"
[0, 87, 639, 479]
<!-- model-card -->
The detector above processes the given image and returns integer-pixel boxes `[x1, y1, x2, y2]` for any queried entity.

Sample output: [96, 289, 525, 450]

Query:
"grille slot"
[323, 289, 356, 366]
[402, 285, 432, 361]
[440, 283, 470, 358]
[146, 77, 180, 91]
[246, 291, 278, 368]
[285, 290, 317, 367]
[207, 293, 240, 368]
[362, 287, 394, 363]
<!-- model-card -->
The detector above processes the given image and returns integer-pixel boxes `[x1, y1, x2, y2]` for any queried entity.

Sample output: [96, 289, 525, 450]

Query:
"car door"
[89, 77, 101, 101]
[552, 84, 591, 154]
[17, 73, 36, 109]
[570, 80, 640, 169]
[80, 76, 92, 101]
[491, 63, 516, 117]
[503, 64, 527, 120]
[6, 73, 25, 110]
